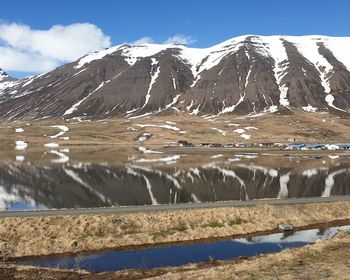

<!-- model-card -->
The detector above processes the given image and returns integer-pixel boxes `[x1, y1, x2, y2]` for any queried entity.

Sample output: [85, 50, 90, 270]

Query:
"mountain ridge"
[1, 35, 350, 120]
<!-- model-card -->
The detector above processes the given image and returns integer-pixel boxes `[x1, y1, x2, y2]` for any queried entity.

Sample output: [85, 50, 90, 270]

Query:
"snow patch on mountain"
[261, 36, 290, 107]
[323, 37, 350, 72]
[164, 94, 181, 110]
[141, 58, 160, 109]
[302, 104, 318, 112]
[289, 36, 333, 93]
[325, 94, 347, 112]
[219, 94, 245, 115]
[64, 81, 109, 116]
[75, 45, 126, 69]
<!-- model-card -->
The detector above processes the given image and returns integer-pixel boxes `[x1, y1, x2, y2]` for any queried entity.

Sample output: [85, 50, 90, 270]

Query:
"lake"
[1, 146, 350, 211]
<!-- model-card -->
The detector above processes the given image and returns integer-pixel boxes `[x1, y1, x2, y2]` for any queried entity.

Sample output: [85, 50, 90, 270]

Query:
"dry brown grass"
[1, 111, 350, 150]
[3, 219, 350, 279]
[1, 201, 350, 258]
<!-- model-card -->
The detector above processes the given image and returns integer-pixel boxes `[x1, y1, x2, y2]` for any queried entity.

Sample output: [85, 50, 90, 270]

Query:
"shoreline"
[2, 218, 350, 279]
[2, 201, 350, 259]
[3, 196, 350, 218]
[10, 218, 350, 262]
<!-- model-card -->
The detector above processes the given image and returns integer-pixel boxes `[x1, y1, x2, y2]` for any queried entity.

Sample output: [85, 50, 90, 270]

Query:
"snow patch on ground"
[136, 124, 180, 131]
[228, 123, 240, 127]
[228, 158, 241, 162]
[16, 155, 25, 161]
[234, 154, 258, 159]
[15, 141, 27, 150]
[138, 146, 163, 154]
[234, 128, 246, 134]
[233, 128, 251, 140]
[210, 128, 226, 136]
[49, 125, 69, 138]
[135, 155, 180, 163]
[137, 132, 152, 142]
[211, 154, 223, 159]
[49, 150, 70, 163]
[44, 142, 59, 148]
[240, 134, 251, 140]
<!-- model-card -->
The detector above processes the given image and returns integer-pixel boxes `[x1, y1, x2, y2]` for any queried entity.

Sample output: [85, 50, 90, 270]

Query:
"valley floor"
[1, 111, 350, 278]
[1, 111, 350, 151]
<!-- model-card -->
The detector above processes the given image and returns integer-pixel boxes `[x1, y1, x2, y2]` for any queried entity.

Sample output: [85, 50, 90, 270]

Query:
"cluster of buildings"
[178, 140, 350, 151]
[285, 143, 350, 151]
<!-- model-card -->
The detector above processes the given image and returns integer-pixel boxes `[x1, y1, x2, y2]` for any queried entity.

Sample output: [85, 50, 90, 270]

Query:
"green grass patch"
[228, 217, 248, 226]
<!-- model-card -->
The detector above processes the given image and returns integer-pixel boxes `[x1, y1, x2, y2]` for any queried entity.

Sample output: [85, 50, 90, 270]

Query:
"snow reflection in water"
[1, 155, 350, 210]
[19, 225, 350, 273]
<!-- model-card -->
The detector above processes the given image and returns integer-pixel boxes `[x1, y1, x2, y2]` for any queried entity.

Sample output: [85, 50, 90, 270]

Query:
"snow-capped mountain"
[0, 68, 15, 84]
[1, 35, 350, 120]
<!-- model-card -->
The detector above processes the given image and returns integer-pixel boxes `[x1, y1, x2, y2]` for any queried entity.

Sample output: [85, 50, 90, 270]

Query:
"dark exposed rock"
[178, 140, 194, 147]
[0, 35, 350, 120]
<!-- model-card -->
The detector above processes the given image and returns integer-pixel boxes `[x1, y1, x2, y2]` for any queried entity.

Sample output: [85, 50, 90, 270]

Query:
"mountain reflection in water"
[1, 152, 350, 210]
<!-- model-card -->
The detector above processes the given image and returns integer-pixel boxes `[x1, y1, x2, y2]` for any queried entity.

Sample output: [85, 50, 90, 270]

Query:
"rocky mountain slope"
[1, 35, 350, 120]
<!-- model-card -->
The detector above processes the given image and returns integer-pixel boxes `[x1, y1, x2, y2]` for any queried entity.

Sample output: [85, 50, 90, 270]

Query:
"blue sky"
[1, 0, 350, 77]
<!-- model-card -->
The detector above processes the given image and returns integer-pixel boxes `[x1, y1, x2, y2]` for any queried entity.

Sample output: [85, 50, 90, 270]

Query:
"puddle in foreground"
[19, 225, 350, 273]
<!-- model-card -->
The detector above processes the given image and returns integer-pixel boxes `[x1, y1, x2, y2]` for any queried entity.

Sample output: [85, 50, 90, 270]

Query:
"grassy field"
[1, 111, 350, 149]
[1, 202, 350, 259]
[2, 214, 350, 279]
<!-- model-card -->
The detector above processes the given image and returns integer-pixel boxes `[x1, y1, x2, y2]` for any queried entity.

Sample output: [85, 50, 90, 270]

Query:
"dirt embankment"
[1, 201, 350, 259]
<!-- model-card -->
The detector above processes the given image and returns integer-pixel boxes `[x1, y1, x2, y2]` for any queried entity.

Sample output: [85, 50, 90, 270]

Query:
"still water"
[1, 146, 350, 211]
[19, 225, 350, 272]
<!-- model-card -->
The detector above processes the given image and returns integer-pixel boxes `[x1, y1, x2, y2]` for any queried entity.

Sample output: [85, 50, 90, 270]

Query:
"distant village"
[177, 140, 350, 151]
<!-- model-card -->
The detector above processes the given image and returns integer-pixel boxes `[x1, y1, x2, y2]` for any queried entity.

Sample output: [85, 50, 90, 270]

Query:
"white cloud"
[129, 34, 196, 46]
[130, 36, 154, 45]
[0, 22, 111, 73]
[163, 34, 196, 45]
[0, 24, 196, 75]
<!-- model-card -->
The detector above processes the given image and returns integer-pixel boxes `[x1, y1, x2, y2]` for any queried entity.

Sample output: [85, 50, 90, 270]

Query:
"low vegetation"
[1, 201, 350, 259]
